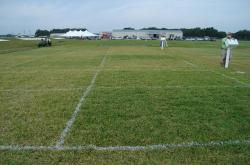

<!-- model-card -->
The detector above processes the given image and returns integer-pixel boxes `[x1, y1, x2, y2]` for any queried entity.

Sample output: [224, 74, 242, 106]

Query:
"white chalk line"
[0, 69, 210, 74]
[103, 68, 209, 72]
[234, 71, 246, 74]
[0, 87, 86, 92]
[184, 60, 250, 87]
[94, 85, 250, 89]
[219, 73, 250, 86]
[55, 49, 108, 148]
[184, 60, 198, 68]
[0, 69, 96, 74]
[1, 139, 249, 151]
[1, 85, 249, 93]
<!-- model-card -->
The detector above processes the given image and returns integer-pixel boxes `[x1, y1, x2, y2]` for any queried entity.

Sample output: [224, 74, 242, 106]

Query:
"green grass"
[0, 39, 250, 164]
[66, 87, 250, 146]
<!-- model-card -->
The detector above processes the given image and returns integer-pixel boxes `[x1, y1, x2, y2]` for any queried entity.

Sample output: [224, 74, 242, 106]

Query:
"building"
[99, 32, 112, 40]
[112, 29, 183, 40]
[50, 33, 65, 38]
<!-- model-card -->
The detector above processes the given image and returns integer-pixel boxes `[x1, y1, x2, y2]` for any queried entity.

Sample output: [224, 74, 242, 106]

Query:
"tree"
[141, 27, 159, 30]
[234, 30, 250, 40]
[181, 27, 226, 38]
[123, 27, 135, 30]
[35, 29, 50, 37]
[50, 28, 87, 33]
[35, 28, 88, 37]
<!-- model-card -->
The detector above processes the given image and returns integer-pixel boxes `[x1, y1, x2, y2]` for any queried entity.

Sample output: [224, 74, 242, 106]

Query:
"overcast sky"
[0, 0, 249, 34]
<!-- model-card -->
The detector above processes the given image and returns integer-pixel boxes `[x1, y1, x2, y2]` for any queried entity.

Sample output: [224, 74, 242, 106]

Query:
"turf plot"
[66, 44, 250, 147]
[0, 40, 107, 145]
[0, 39, 250, 164]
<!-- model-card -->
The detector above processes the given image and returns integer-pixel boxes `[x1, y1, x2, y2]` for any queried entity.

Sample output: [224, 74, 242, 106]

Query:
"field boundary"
[0, 139, 249, 151]
[55, 49, 109, 148]
[0, 87, 86, 92]
[94, 85, 250, 89]
[1, 85, 250, 92]
[0, 69, 211, 74]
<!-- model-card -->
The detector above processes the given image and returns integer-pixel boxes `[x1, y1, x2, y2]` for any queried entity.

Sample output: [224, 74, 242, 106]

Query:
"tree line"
[139, 27, 226, 38]
[35, 28, 87, 37]
[34, 27, 250, 40]
[123, 27, 250, 40]
[181, 27, 226, 38]
[234, 30, 250, 40]
[182, 28, 250, 40]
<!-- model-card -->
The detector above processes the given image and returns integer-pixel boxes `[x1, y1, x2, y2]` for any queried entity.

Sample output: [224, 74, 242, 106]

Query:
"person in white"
[160, 36, 167, 49]
[221, 33, 232, 66]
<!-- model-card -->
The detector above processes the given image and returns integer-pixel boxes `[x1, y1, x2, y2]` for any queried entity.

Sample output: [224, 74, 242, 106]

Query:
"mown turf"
[66, 87, 250, 146]
[0, 90, 83, 145]
[1, 145, 250, 164]
[0, 39, 250, 164]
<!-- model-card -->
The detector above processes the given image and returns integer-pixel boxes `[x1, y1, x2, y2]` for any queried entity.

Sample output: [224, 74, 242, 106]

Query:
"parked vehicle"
[38, 37, 52, 47]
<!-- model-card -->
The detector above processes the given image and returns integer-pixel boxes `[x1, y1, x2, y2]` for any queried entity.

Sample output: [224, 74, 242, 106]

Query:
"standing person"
[160, 36, 167, 49]
[221, 33, 232, 66]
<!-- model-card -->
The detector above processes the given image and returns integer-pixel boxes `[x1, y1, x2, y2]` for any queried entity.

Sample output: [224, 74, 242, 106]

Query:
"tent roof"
[82, 30, 98, 37]
[62, 30, 97, 37]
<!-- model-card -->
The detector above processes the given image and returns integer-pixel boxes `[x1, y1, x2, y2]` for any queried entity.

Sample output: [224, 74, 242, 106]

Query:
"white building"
[112, 29, 183, 40]
[50, 33, 65, 38]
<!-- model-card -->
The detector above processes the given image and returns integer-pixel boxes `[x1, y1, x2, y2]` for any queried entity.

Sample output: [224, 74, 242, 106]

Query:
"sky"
[0, 0, 249, 34]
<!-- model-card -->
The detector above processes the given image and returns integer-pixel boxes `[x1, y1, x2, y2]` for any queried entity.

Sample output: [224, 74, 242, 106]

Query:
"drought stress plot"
[0, 39, 250, 163]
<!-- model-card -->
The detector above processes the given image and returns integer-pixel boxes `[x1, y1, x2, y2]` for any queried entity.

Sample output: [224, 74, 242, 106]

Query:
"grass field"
[0, 38, 250, 164]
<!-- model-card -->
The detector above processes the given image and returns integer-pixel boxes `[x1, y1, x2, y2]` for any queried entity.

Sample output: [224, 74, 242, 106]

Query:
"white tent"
[82, 30, 98, 37]
[0, 39, 9, 42]
[78, 30, 85, 36]
[62, 30, 98, 38]
[62, 30, 81, 37]
[62, 30, 73, 37]
[70, 30, 81, 37]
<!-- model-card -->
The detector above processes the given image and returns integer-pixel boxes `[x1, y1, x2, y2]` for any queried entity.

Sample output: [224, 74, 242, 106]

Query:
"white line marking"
[105, 68, 206, 71]
[55, 50, 108, 148]
[1, 85, 250, 92]
[1, 139, 249, 151]
[211, 71, 250, 86]
[0, 69, 210, 74]
[184, 60, 198, 67]
[182, 60, 249, 87]
[235, 71, 246, 74]
[93, 85, 250, 89]
[0, 88, 86, 92]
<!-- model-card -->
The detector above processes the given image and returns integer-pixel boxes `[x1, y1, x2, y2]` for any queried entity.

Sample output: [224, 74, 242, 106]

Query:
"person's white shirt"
[225, 38, 239, 48]
[160, 37, 166, 41]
